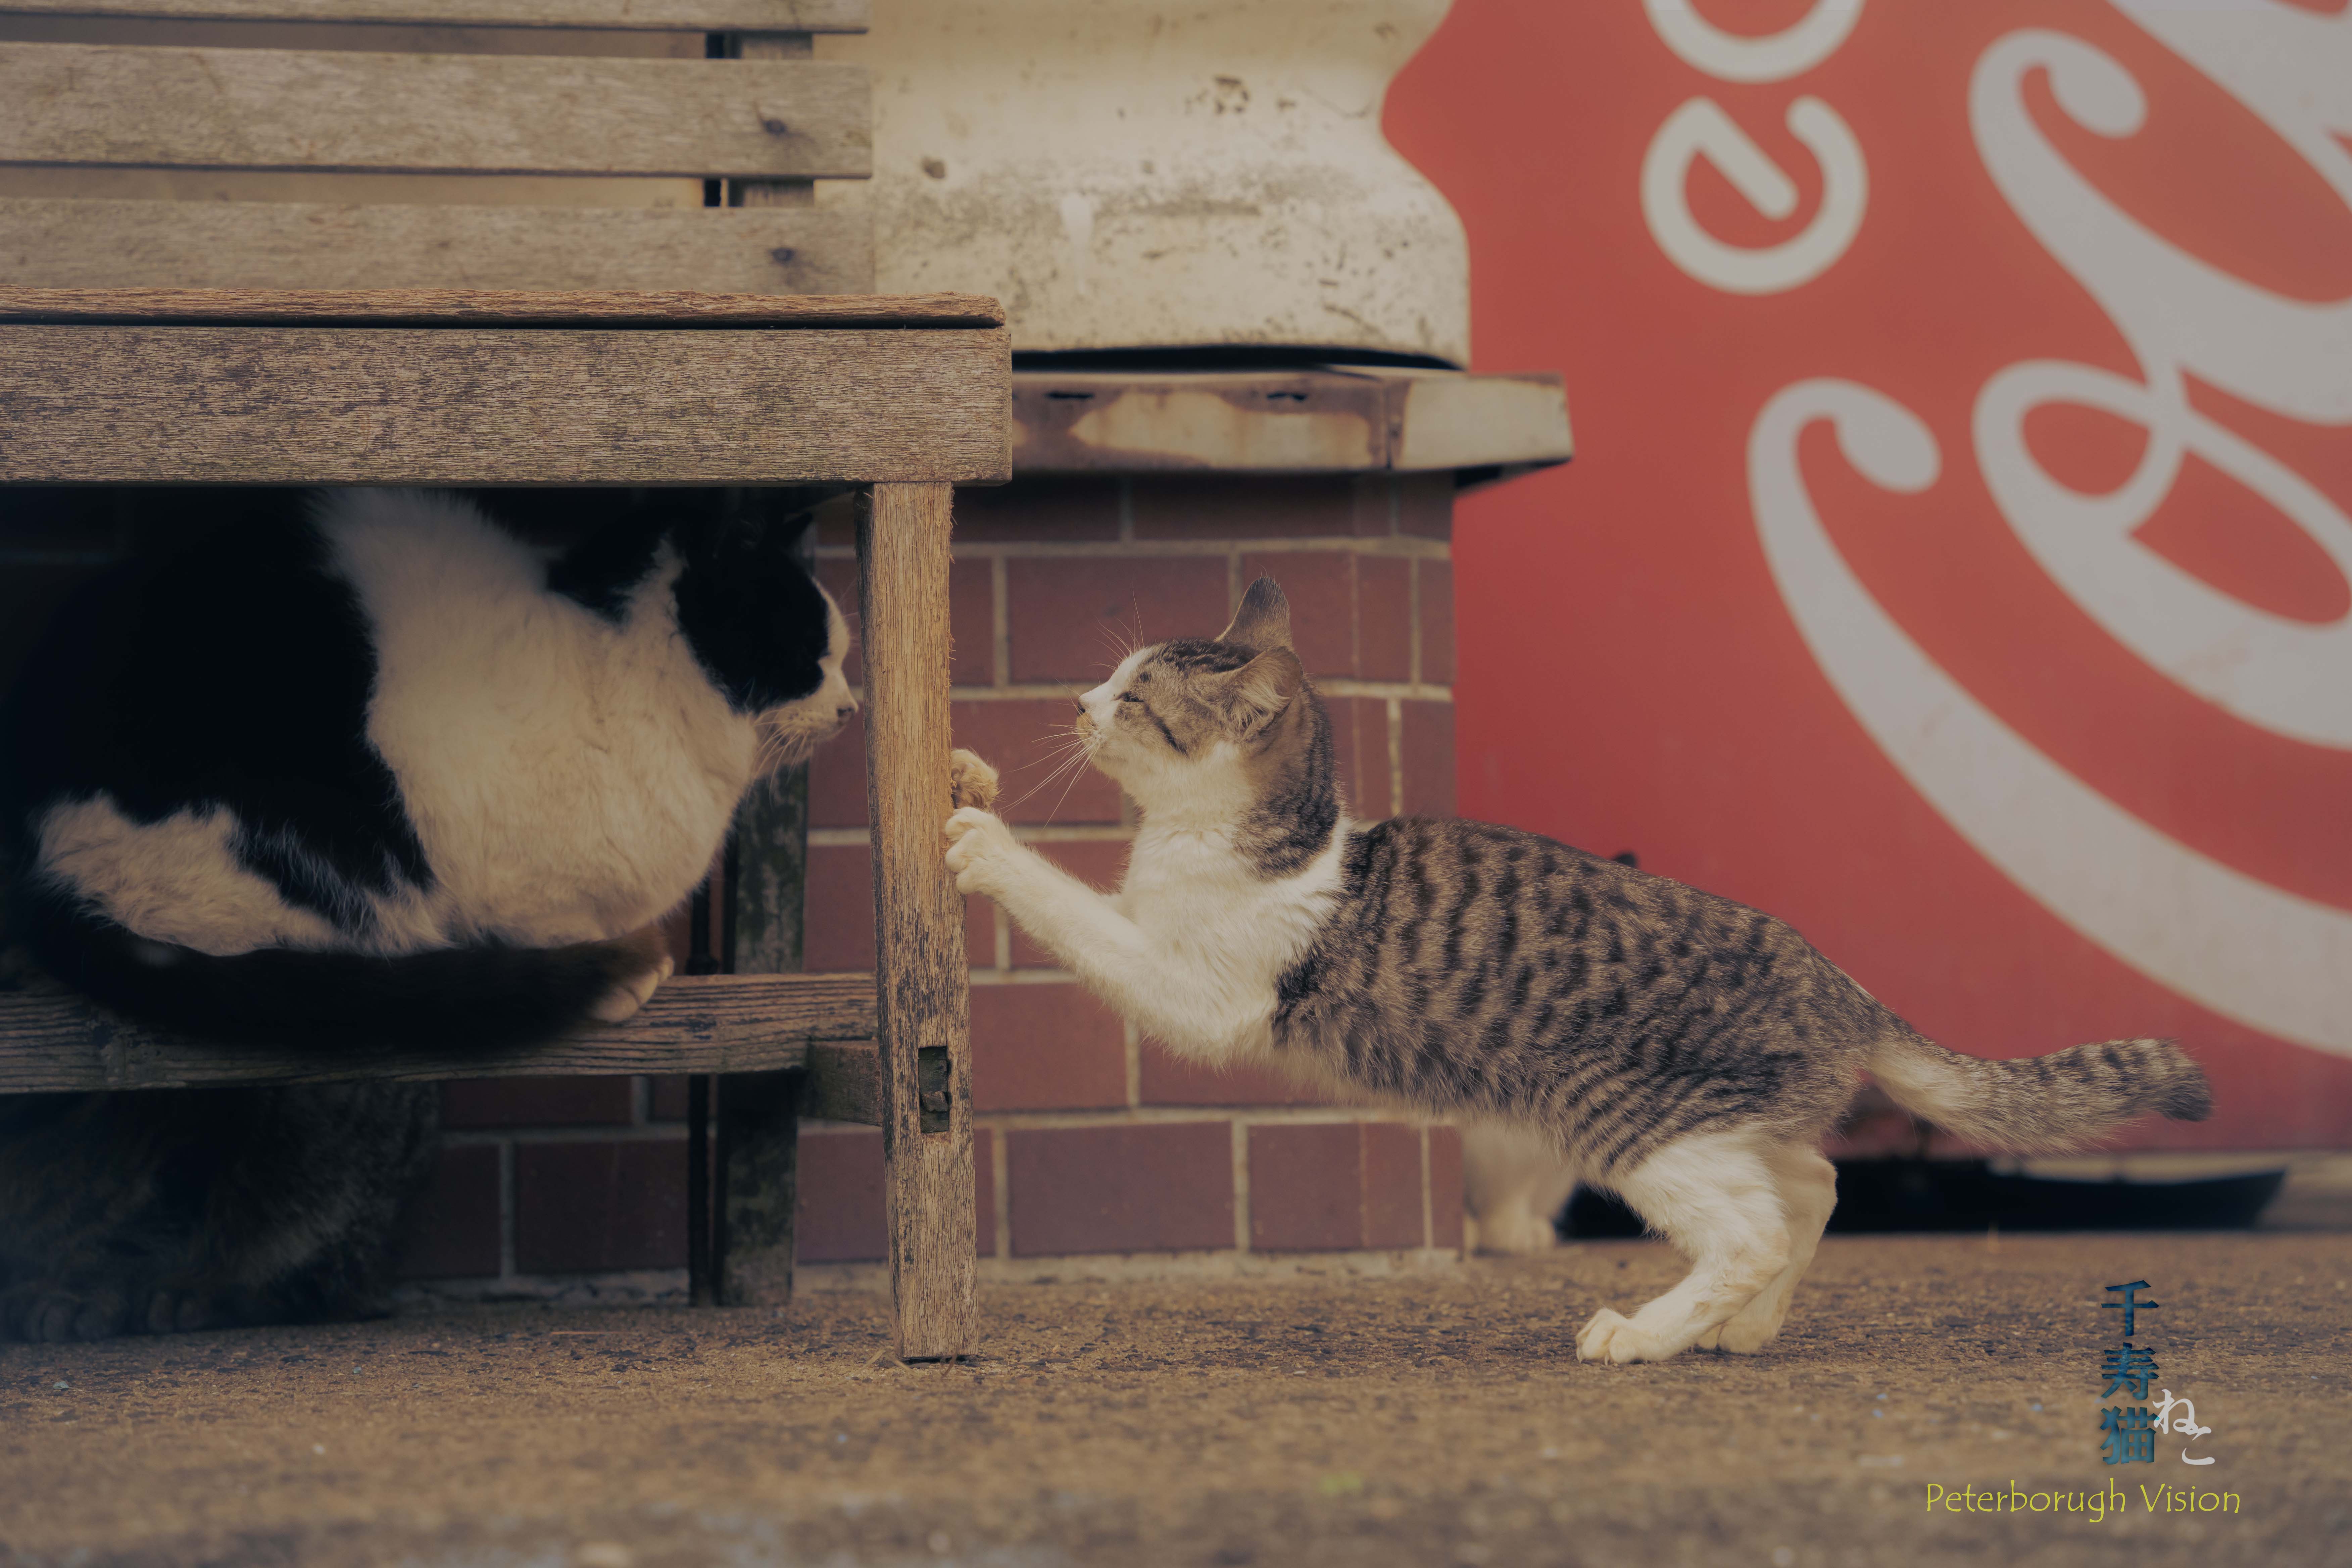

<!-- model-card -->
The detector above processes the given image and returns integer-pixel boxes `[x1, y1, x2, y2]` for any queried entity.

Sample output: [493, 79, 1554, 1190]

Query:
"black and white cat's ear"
[1210, 645, 1303, 737]
[1218, 576, 1292, 652]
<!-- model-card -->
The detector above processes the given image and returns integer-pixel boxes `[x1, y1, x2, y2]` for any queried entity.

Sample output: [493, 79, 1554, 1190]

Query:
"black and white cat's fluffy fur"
[2, 485, 853, 1044]
[0, 487, 852, 1340]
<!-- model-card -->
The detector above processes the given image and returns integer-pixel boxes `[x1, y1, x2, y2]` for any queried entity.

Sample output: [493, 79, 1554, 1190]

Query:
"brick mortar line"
[988, 554, 1011, 689]
[989, 1123, 1013, 1261]
[1408, 557, 1423, 688]
[1419, 1125, 1434, 1251]
[1230, 1121, 1252, 1254]
[793, 1104, 1440, 1134]
[808, 824, 1134, 846]
[845, 680, 1453, 702]
[816, 537, 1452, 561]
[945, 1107, 1450, 1131]
[1386, 697, 1405, 816]
[810, 818, 1400, 851]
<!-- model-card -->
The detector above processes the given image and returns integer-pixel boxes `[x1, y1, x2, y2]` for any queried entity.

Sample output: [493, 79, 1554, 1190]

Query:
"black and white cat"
[2, 485, 854, 1045]
[0, 486, 854, 1340]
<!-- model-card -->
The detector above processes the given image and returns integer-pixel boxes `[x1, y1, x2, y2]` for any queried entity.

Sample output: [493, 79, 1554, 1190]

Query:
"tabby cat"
[0, 487, 854, 1340]
[944, 578, 2211, 1363]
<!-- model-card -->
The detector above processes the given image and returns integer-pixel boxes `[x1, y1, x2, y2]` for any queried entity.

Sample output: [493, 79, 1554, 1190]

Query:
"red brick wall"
[386, 472, 1466, 1287]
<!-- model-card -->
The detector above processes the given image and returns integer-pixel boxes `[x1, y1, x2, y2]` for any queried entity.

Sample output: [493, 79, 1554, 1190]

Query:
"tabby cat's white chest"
[1116, 823, 1347, 1055]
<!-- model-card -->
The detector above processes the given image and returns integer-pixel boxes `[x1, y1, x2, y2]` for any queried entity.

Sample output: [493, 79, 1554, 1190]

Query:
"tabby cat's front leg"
[944, 807, 1141, 975]
[944, 807, 1258, 1055]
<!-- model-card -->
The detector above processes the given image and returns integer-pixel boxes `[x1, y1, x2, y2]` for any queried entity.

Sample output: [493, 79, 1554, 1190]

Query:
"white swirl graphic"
[1645, 0, 1864, 85]
[1975, 360, 2352, 748]
[1750, 380, 2352, 1057]
[1970, 27, 2352, 425]
[1641, 95, 1867, 295]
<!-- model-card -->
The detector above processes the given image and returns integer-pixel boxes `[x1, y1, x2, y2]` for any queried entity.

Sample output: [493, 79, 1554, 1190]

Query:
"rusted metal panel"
[1010, 368, 1572, 475]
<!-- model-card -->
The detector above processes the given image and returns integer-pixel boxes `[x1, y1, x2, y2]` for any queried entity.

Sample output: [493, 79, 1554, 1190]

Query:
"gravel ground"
[1, 1233, 2345, 1568]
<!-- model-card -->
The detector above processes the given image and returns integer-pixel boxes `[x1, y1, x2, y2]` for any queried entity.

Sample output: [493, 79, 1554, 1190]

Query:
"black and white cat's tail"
[8, 884, 668, 1050]
[1868, 1029, 2212, 1153]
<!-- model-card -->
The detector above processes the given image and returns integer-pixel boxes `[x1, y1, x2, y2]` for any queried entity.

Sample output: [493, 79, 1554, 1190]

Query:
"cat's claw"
[943, 806, 1018, 896]
[948, 748, 1000, 812]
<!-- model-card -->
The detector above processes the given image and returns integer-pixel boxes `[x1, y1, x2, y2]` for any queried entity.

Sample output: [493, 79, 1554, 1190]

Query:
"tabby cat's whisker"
[1004, 741, 1094, 812]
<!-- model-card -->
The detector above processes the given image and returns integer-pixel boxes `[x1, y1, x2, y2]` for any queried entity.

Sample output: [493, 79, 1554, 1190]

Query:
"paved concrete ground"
[1, 1234, 2344, 1568]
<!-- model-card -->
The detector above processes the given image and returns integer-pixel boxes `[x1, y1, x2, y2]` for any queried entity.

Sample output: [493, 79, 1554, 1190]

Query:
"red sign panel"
[1387, 0, 2352, 1149]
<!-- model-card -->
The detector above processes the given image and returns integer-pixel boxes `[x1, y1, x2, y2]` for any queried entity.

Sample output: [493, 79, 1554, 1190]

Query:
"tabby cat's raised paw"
[949, 748, 1000, 812]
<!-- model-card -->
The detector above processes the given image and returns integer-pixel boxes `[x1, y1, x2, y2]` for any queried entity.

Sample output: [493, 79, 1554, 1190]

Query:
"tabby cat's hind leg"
[1462, 1123, 1578, 1255]
[1574, 1132, 1789, 1365]
[1697, 1146, 1836, 1354]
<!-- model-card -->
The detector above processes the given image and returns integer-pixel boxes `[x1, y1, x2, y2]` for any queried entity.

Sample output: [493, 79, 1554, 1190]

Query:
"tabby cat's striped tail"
[1868, 1031, 2211, 1152]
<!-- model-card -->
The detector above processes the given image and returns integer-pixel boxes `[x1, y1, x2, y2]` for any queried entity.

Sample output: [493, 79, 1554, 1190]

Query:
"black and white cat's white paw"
[588, 953, 672, 1025]
[943, 806, 1020, 896]
[586, 927, 676, 1025]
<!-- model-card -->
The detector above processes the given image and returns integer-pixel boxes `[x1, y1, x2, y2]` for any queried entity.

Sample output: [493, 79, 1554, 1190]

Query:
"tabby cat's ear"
[1208, 645, 1302, 738]
[1218, 577, 1292, 652]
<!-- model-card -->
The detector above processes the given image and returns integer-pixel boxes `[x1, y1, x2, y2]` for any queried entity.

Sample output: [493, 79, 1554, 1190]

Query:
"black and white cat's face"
[662, 514, 858, 770]
[753, 589, 856, 772]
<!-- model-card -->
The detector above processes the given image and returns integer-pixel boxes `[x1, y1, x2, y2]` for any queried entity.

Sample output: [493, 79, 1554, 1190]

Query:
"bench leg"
[857, 481, 978, 1360]
[716, 1069, 802, 1305]
[718, 706, 817, 1306]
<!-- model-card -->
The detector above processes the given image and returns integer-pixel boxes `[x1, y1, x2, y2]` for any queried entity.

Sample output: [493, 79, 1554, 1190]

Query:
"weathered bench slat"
[0, 322, 1013, 483]
[0, 972, 878, 1093]
[0, 1, 868, 28]
[0, 200, 877, 297]
[0, 43, 869, 178]
[0, 284, 998, 328]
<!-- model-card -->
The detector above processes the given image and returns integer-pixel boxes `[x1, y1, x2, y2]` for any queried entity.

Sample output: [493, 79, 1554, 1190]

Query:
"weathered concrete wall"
[818, 0, 1470, 363]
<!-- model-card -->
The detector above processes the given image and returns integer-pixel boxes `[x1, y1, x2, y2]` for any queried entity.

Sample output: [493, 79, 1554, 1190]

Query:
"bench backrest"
[0, 1, 874, 293]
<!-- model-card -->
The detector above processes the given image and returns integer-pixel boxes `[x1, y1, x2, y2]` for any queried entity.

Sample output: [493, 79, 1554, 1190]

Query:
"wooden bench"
[0, 3, 1000, 1360]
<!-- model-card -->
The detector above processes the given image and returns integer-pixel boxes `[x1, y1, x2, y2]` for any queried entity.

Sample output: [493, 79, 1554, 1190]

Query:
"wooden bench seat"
[1, 0, 992, 1357]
